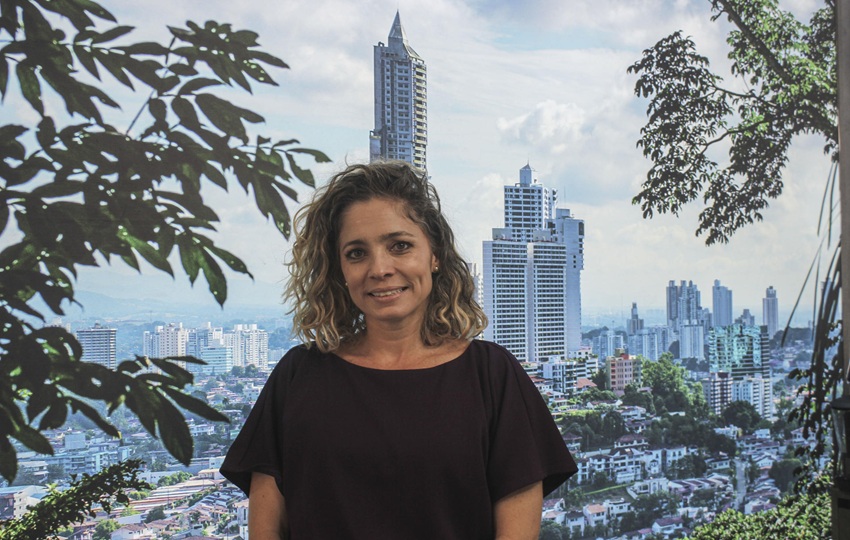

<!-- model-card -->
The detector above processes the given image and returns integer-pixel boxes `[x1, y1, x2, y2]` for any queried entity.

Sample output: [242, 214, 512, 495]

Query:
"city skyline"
[0, 0, 824, 326]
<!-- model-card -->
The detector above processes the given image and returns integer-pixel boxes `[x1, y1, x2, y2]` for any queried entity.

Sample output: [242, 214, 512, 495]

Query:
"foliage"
[628, 0, 836, 245]
[92, 519, 119, 540]
[629, 0, 840, 490]
[539, 520, 571, 540]
[621, 383, 656, 414]
[769, 457, 804, 493]
[0, 459, 151, 540]
[687, 475, 831, 539]
[157, 470, 192, 487]
[721, 400, 763, 434]
[618, 492, 680, 533]
[145, 505, 166, 523]
[0, 0, 329, 483]
[642, 353, 706, 415]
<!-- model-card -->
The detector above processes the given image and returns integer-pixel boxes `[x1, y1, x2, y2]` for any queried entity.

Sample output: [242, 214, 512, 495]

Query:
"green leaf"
[90, 25, 134, 44]
[162, 386, 230, 423]
[15, 424, 54, 455]
[119, 230, 173, 275]
[177, 77, 221, 96]
[0, 204, 8, 237]
[168, 62, 197, 76]
[207, 244, 252, 277]
[199, 248, 226, 305]
[0, 56, 8, 97]
[39, 402, 68, 430]
[148, 98, 166, 123]
[171, 96, 201, 130]
[16, 63, 43, 115]
[178, 237, 201, 283]
[73, 44, 100, 79]
[156, 399, 193, 465]
[195, 93, 248, 142]
[117, 41, 170, 56]
[0, 438, 17, 483]
[249, 50, 289, 69]
[70, 400, 120, 438]
[36, 117, 56, 148]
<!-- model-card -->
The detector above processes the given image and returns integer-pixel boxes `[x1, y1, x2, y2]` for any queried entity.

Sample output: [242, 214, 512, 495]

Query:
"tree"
[721, 401, 763, 433]
[538, 520, 568, 540]
[146, 505, 166, 523]
[0, 0, 328, 484]
[0, 460, 150, 540]
[92, 519, 119, 540]
[628, 0, 839, 488]
[769, 458, 803, 493]
[157, 471, 192, 487]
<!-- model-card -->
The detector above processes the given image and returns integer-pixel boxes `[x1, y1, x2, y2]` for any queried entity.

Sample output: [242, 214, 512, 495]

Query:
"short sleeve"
[219, 347, 299, 496]
[484, 344, 577, 501]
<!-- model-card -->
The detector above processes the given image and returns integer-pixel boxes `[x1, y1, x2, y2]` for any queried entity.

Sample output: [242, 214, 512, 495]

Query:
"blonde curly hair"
[284, 161, 487, 352]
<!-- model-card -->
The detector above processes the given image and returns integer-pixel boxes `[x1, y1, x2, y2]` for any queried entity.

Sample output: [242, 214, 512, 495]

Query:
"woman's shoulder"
[462, 339, 524, 374]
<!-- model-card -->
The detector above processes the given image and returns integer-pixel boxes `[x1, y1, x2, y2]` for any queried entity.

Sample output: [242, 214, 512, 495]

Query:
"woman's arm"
[493, 481, 543, 540]
[249, 471, 290, 540]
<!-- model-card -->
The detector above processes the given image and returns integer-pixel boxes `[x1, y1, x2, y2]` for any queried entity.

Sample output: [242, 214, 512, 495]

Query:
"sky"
[2, 0, 831, 328]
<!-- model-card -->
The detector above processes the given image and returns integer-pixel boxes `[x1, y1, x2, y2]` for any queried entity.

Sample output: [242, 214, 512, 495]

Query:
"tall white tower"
[370, 11, 427, 170]
[482, 165, 584, 361]
[763, 286, 779, 338]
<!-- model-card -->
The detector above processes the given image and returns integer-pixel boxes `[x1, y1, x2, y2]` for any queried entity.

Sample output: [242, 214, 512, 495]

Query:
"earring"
[344, 282, 348, 287]
[433, 266, 439, 273]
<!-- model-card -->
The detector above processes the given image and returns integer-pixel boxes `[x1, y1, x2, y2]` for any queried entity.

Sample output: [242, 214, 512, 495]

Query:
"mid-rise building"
[76, 323, 116, 369]
[712, 279, 733, 328]
[607, 354, 641, 394]
[763, 286, 779, 338]
[482, 165, 584, 361]
[707, 324, 773, 418]
[370, 11, 427, 170]
[702, 371, 733, 416]
[143, 323, 188, 359]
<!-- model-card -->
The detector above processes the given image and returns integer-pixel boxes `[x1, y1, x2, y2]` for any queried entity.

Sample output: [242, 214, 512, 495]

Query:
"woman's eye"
[345, 249, 365, 260]
[391, 242, 411, 252]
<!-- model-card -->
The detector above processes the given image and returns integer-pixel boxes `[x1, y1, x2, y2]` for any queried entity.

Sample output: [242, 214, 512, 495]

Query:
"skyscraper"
[763, 286, 779, 338]
[482, 165, 584, 361]
[370, 11, 427, 170]
[666, 280, 702, 332]
[712, 279, 733, 327]
[76, 323, 116, 369]
[707, 324, 773, 418]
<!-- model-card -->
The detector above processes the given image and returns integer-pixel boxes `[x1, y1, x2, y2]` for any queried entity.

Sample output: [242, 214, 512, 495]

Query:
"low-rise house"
[583, 503, 608, 528]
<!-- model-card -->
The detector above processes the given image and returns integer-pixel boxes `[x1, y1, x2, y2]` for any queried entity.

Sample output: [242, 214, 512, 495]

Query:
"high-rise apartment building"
[482, 165, 584, 361]
[76, 323, 116, 369]
[370, 11, 427, 170]
[143, 323, 188, 359]
[707, 324, 773, 418]
[763, 286, 779, 338]
[666, 280, 702, 332]
[712, 279, 733, 327]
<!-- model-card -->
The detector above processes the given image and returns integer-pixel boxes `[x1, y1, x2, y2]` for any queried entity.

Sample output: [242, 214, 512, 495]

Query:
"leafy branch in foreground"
[0, 459, 151, 540]
[0, 0, 330, 482]
[628, 0, 836, 246]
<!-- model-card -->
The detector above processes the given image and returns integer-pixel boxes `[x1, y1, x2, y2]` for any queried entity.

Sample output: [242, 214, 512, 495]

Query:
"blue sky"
[2, 0, 828, 326]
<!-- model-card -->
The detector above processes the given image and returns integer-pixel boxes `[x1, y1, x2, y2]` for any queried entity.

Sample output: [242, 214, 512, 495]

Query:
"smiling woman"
[220, 161, 578, 539]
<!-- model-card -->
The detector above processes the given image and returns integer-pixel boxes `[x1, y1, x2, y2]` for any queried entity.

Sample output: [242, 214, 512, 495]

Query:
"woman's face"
[337, 198, 438, 331]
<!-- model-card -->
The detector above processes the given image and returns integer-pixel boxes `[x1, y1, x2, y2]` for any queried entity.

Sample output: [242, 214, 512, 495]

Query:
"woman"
[220, 161, 577, 539]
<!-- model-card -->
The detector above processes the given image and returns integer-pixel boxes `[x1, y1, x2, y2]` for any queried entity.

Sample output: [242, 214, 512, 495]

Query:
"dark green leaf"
[199, 248, 226, 305]
[0, 57, 8, 97]
[177, 77, 221, 96]
[148, 98, 166, 123]
[163, 387, 230, 423]
[0, 438, 17, 483]
[207, 244, 252, 277]
[90, 25, 133, 44]
[15, 424, 54, 455]
[249, 50, 289, 69]
[156, 399, 193, 465]
[70, 400, 120, 438]
[168, 62, 197, 76]
[16, 63, 43, 115]
[117, 41, 170, 56]
[36, 117, 56, 148]
[73, 44, 99, 78]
